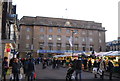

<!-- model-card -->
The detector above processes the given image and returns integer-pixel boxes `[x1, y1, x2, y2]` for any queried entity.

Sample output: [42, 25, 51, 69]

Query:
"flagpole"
[71, 30, 74, 57]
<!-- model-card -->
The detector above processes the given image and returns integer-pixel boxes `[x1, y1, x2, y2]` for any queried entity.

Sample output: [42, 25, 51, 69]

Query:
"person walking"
[52, 58, 56, 69]
[2, 57, 9, 81]
[42, 58, 47, 69]
[9, 58, 15, 67]
[23, 58, 29, 78]
[27, 58, 35, 81]
[88, 59, 92, 72]
[66, 63, 74, 81]
[12, 58, 21, 81]
[99, 58, 106, 79]
[93, 59, 98, 78]
[83, 58, 87, 71]
[108, 60, 114, 80]
[56, 59, 60, 69]
[74, 57, 82, 81]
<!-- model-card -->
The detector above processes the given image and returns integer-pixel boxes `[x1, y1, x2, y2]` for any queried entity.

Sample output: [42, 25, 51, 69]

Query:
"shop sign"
[37, 50, 82, 53]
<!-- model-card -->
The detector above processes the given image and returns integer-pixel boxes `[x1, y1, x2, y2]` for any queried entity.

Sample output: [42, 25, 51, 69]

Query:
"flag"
[69, 36, 73, 47]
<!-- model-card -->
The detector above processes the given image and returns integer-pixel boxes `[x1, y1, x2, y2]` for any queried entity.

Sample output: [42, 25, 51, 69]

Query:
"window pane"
[57, 43, 61, 50]
[40, 27, 44, 32]
[75, 30, 78, 34]
[57, 35, 61, 40]
[75, 37, 78, 41]
[40, 42, 44, 49]
[49, 28, 53, 32]
[99, 32, 101, 37]
[90, 46, 93, 51]
[99, 39, 102, 43]
[66, 44, 70, 50]
[26, 27, 30, 32]
[74, 44, 79, 50]
[66, 29, 70, 33]
[48, 35, 52, 40]
[58, 28, 61, 33]
[40, 35, 44, 39]
[26, 35, 30, 39]
[89, 38, 93, 42]
[82, 46, 86, 51]
[89, 31, 93, 35]
[82, 38, 85, 42]
[48, 43, 53, 50]
[82, 31, 86, 35]
[26, 44, 30, 49]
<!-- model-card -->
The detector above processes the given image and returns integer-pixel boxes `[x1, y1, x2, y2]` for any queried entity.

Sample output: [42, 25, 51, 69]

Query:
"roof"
[19, 16, 106, 31]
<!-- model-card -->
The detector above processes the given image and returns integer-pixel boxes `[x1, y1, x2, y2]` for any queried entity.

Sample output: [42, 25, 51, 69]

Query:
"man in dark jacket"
[27, 58, 35, 81]
[23, 58, 29, 77]
[108, 60, 114, 80]
[83, 58, 87, 71]
[12, 58, 21, 81]
[52, 58, 56, 69]
[74, 57, 82, 81]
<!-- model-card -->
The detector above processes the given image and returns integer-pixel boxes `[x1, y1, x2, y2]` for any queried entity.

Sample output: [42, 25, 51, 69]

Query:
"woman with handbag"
[99, 58, 106, 79]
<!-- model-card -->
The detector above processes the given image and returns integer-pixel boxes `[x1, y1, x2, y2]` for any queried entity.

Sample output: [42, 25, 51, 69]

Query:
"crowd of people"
[2, 57, 36, 81]
[65, 57, 117, 81]
[2, 56, 120, 81]
[38, 56, 119, 80]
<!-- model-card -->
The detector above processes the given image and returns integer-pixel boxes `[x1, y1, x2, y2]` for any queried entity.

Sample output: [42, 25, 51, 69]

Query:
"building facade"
[19, 16, 106, 57]
[106, 37, 120, 51]
[1, 0, 18, 65]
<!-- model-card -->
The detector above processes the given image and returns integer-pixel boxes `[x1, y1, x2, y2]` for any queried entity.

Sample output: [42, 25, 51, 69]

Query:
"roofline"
[21, 16, 102, 24]
[19, 24, 106, 31]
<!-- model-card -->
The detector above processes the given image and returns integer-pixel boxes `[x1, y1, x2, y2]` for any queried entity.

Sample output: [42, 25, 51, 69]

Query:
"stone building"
[106, 37, 120, 51]
[19, 16, 106, 57]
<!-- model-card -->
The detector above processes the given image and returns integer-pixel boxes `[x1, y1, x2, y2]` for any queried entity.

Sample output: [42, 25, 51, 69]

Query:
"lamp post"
[71, 30, 76, 57]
